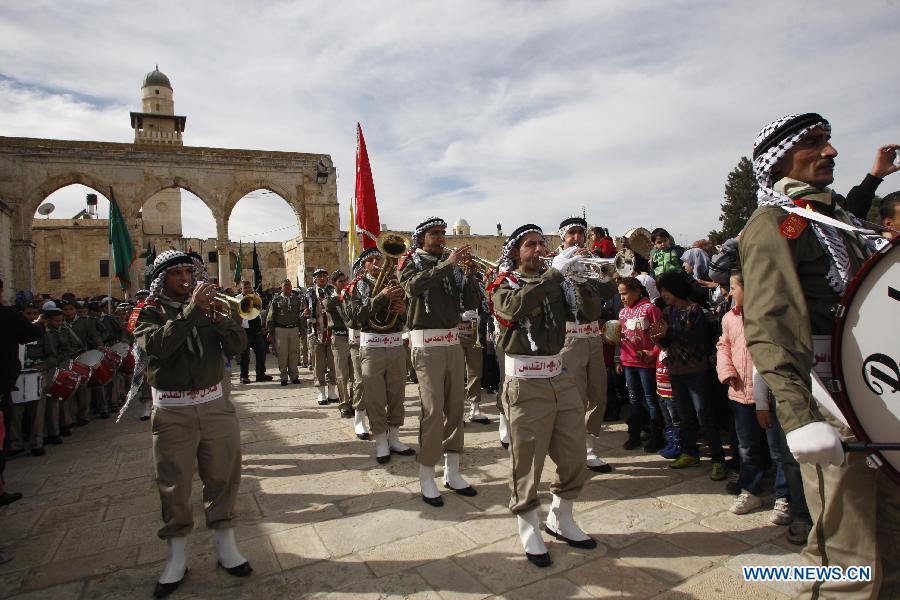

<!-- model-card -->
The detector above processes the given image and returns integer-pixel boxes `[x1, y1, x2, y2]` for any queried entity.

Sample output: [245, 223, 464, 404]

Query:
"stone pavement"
[0, 368, 806, 599]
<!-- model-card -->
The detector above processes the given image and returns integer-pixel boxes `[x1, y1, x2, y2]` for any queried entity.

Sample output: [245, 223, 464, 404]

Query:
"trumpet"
[543, 249, 635, 282]
[209, 292, 262, 321]
[441, 245, 498, 275]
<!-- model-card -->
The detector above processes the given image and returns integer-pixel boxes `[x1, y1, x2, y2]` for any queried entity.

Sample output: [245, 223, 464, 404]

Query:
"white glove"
[551, 246, 580, 276]
[785, 421, 845, 466]
[460, 310, 478, 321]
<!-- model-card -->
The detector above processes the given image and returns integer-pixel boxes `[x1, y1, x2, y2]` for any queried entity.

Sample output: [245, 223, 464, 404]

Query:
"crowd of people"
[0, 113, 898, 597]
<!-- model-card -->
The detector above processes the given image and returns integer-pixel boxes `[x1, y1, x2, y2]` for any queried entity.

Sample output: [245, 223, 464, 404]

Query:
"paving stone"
[575, 495, 696, 549]
[617, 535, 719, 584]
[723, 542, 817, 598]
[32, 497, 109, 534]
[0, 530, 64, 574]
[280, 554, 373, 594]
[564, 556, 669, 599]
[700, 508, 788, 547]
[453, 508, 516, 546]
[416, 558, 491, 600]
[269, 524, 331, 570]
[7, 581, 85, 600]
[0, 506, 43, 543]
[499, 576, 593, 599]
[656, 566, 789, 600]
[336, 483, 414, 515]
[653, 474, 736, 515]
[314, 569, 441, 599]
[54, 518, 123, 560]
[0, 488, 82, 517]
[234, 503, 343, 542]
[0, 570, 27, 598]
[81, 474, 156, 500]
[359, 525, 476, 577]
[663, 520, 752, 560]
[21, 545, 139, 590]
[105, 491, 159, 520]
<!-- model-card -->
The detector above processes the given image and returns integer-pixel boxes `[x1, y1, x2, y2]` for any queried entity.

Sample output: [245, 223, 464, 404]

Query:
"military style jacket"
[325, 291, 349, 336]
[306, 285, 335, 339]
[399, 249, 482, 330]
[742, 198, 866, 434]
[134, 295, 247, 391]
[97, 313, 123, 346]
[491, 268, 570, 356]
[266, 293, 305, 334]
[29, 326, 80, 371]
[346, 275, 406, 334]
[65, 315, 103, 352]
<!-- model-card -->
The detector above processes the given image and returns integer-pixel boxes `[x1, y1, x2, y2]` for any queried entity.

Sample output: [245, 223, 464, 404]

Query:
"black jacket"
[0, 307, 44, 394]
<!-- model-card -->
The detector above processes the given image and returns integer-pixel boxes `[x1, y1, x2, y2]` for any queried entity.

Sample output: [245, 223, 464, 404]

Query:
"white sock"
[374, 432, 390, 459]
[388, 426, 411, 452]
[159, 537, 188, 584]
[517, 509, 547, 555]
[443, 452, 471, 489]
[585, 434, 606, 467]
[214, 528, 247, 569]
[327, 383, 338, 399]
[499, 413, 510, 444]
[545, 494, 590, 541]
[141, 403, 152, 419]
[316, 386, 327, 401]
[470, 403, 485, 419]
[354, 409, 370, 435]
[419, 464, 440, 499]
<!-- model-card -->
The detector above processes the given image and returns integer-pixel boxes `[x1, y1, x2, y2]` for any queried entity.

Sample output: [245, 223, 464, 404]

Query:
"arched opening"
[228, 189, 297, 292]
[32, 184, 113, 297]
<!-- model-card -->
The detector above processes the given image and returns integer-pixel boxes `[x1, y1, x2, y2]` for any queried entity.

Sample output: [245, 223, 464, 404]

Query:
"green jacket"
[399, 250, 482, 330]
[742, 202, 864, 434]
[266, 293, 306, 334]
[345, 275, 406, 334]
[29, 326, 79, 371]
[134, 296, 247, 391]
[492, 268, 570, 356]
[65, 315, 103, 352]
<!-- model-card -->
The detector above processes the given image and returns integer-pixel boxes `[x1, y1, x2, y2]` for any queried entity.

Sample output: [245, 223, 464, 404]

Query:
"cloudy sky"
[2, 1, 899, 245]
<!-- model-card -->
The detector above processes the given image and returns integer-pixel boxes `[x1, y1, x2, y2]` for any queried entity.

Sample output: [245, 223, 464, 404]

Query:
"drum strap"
[65, 323, 82, 350]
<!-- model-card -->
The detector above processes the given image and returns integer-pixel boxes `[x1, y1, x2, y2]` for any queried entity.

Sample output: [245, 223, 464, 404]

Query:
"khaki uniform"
[326, 293, 352, 410]
[346, 275, 407, 435]
[492, 267, 586, 514]
[559, 277, 616, 436]
[743, 197, 900, 599]
[38, 325, 79, 436]
[458, 319, 483, 412]
[266, 293, 305, 381]
[64, 315, 103, 422]
[307, 285, 337, 387]
[134, 294, 247, 539]
[399, 249, 482, 467]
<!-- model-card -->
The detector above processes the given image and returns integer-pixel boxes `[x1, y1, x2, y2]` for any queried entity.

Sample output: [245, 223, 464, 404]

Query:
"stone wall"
[0, 200, 13, 303]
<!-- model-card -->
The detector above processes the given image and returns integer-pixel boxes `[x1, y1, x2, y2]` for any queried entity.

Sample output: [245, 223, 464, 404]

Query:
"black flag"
[252, 242, 263, 293]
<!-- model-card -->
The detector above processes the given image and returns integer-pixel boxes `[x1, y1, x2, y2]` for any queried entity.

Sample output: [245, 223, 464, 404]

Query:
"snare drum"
[11, 370, 42, 404]
[832, 237, 899, 485]
[47, 368, 82, 402]
[82, 349, 119, 386]
[68, 358, 93, 387]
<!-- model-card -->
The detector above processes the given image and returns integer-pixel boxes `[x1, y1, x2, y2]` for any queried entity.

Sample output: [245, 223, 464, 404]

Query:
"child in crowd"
[591, 226, 617, 258]
[716, 272, 790, 518]
[655, 349, 680, 458]
[650, 272, 726, 480]
[615, 277, 664, 452]
[649, 228, 684, 278]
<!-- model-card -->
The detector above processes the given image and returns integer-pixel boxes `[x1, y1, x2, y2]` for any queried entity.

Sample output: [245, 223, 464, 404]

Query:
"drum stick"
[842, 442, 900, 452]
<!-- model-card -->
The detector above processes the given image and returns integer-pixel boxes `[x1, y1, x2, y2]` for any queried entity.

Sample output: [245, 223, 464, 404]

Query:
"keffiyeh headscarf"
[558, 216, 588, 239]
[410, 216, 462, 313]
[412, 216, 446, 249]
[752, 113, 852, 294]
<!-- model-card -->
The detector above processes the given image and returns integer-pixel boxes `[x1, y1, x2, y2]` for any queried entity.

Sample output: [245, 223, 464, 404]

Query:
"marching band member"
[347, 248, 413, 463]
[490, 224, 597, 567]
[132, 251, 250, 597]
[459, 275, 490, 425]
[400, 217, 482, 505]
[742, 113, 899, 597]
[326, 270, 354, 418]
[266, 279, 305, 387]
[61, 298, 104, 423]
[343, 256, 370, 439]
[307, 268, 338, 405]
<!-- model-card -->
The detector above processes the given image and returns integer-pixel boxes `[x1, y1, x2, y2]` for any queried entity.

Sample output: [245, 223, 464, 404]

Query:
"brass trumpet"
[543, 249, 635, 282]
[441, 245, 498, 275]
[207, 291, 262, 321]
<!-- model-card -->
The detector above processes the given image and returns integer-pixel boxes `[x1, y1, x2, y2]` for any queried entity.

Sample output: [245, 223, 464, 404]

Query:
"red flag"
[355, 123, 380, 249]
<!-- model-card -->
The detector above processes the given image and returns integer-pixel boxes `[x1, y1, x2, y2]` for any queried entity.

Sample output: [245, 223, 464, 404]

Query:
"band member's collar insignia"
[780, 211, 809, 239]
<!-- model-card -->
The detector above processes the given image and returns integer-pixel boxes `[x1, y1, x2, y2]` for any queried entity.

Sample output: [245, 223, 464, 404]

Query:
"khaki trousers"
[309, 336, 336, 387]
[299, 325, 309, 367]
[349, 345, 364, 410]
[503, 371, 586, 514]
[412, 344, 465, 467]
[331, 336, 352, 409]
[9, 397, 46, 450]
[460, 333, 483, 410]
[151, 395, 242, 539]
[494, 347, 506, 412]
[796, 451, 900, 599]
[360, 344, 406, 435]
[76, 385, 91, 421]
[274, 326, 299, 380]
[560, 335, 607, 436]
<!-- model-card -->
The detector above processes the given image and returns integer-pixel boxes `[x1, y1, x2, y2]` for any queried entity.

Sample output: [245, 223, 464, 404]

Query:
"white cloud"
[2, 0, 898, 248]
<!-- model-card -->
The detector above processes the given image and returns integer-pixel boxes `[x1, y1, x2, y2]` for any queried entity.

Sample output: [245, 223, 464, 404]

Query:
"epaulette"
[780, 199, 811, 239]
[397, 249, 415, 271]
[485, 271, 520, 329]
[127, 299, 158, 333]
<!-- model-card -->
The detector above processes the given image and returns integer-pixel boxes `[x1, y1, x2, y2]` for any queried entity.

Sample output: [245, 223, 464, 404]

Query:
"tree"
[709, 157, 758, 246]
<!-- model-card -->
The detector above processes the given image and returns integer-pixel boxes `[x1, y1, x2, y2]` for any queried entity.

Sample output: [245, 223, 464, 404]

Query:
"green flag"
[108, 187, 137, 290]
[233, 241, 243, 283]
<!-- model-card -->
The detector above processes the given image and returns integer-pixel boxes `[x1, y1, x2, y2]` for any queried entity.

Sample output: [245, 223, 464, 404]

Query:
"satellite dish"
[37, 203, 55, 217]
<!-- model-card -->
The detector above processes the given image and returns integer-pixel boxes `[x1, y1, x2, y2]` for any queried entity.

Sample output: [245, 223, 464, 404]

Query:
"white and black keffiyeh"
[558, 215, 587, 239]
[752, 113, 854, 294]
[412, 216, 446, 249]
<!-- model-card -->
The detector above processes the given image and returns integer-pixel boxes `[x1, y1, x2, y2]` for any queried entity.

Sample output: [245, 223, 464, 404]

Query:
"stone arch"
[267, 250, 283, 269]
[138, 177, 217, 220]
[223, 180, 297, 221]
[24, 170, 111, 230]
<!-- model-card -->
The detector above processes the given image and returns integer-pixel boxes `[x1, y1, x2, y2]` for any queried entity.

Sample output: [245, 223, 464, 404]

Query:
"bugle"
[368, 232, 411, 332]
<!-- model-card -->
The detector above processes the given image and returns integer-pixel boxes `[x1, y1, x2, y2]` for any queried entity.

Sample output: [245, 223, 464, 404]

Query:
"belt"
[565, 320, 601, 338]
[505, 354, 563, 379]
[275, 324, 298, 329]
[409, 328, 460, 348]
[360, 332, 404, 347]
[348, 328, 360, 344]
[152, 382, 223, 407]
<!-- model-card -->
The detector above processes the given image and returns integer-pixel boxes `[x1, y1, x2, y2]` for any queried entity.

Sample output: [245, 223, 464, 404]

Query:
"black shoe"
[500, 441, 509, 450]
[281, 380, 288, 386]
[291, 378, 302, 385]
[725, 480, 742, 495]
[470, 416, 492, 425]
[100, 412, 109, 419]
[45, 436, 63, 445]
[0, 492, 23, 507]
[376, 454, 391, 464]
[60, 427, 72, 437]
[542, 524, 598, 549]
[390, 447, 416, 456]
[588, 463, 613, 474]
[443, 482, 477, 497]
[525, 552, 552, 568]
[256, 374, 274, 382]
[7, 448, 24, 458]
[153, 569, 188, 598]
[76, 419, 89, 427]
[339, 407, 354, 419]
[317, 398, 329, 406]
[140, 415, 151, 422]
[623, 439, 642, 451]
[30, 447, 46, 457]
[357, 432, 371, 441]
[218, 561, 253, 577]
[421, 494, 444, 507]
[240, 377, 251, 384]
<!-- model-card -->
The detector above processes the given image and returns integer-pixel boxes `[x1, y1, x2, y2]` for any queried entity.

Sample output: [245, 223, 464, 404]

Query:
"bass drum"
[832, 237, 899, 485]
[48, 368, 81, 402]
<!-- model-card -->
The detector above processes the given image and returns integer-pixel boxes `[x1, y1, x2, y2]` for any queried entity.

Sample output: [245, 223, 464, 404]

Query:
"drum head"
[110, 342, 130, 359]
[833, 238, 899, 485]
[76, 349, 104, 368]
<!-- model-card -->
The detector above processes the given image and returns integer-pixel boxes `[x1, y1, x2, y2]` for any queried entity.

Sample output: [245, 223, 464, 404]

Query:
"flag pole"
[107, 234, 113, 312]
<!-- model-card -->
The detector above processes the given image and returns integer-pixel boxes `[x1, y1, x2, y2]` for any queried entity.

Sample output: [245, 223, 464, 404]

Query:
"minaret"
[133, 66, 183, 236]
